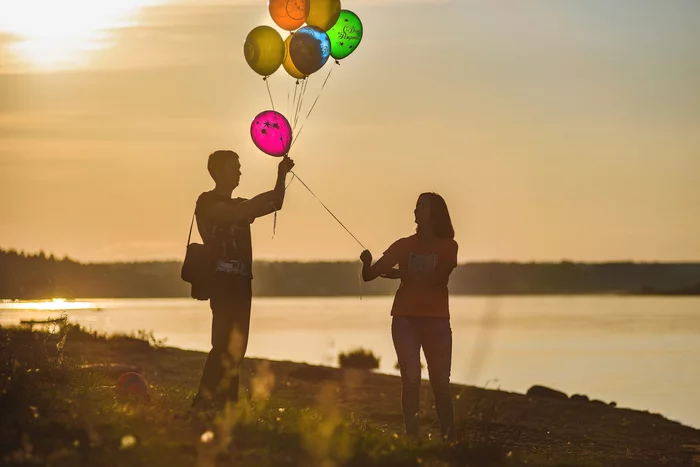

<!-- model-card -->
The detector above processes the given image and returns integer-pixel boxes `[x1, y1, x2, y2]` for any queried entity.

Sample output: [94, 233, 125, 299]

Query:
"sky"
[0, 0, 698, 263]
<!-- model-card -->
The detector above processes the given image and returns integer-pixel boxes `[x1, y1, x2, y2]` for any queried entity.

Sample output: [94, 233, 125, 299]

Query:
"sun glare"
[0, 0, 165, 70]
[0, 298, 100, 311]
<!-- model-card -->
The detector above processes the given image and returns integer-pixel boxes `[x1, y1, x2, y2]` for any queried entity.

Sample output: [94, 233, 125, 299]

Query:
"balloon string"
[291, 170, 366, 250]
[291, 79, 299, 120]
[264, 77, 275, 111]
[292, 80, 303, 130]
[285, 172, 296, 189]
[358, 262, 363, 301]
[291, 63, 336, 150]
[292, 80, 299, 120]
[269, 173, 296, 240]
[269, 202, 278, 239]
[298, 78, 310, 126]
[292, 80, 302, 127]
[293, 78, 309, 131]
[271, 174, 296, 240]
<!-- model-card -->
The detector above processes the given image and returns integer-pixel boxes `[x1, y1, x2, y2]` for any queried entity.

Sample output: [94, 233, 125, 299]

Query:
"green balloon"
[327, 10, 363, 60]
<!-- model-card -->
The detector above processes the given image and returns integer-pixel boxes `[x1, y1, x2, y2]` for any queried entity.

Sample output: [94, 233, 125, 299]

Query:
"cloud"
[0, 31, 19, 44]
[0, 32, 24, 73]
[0, 109, 237, 142]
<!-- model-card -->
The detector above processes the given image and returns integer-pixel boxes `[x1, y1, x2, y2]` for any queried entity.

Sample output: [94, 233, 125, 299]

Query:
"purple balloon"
[250, 110, 292, 157]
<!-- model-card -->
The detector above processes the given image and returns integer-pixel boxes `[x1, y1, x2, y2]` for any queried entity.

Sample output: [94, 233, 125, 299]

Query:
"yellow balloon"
[244, 26, 285, 76]
[306, 0, 342, 31]
[283, 34, 306, 80]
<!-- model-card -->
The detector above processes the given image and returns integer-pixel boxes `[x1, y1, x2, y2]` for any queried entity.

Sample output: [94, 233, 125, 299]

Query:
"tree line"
[1, 248, 699, 300]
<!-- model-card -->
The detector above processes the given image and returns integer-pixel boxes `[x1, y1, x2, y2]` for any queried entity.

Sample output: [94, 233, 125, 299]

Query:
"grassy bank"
[1, 319, 698, 466]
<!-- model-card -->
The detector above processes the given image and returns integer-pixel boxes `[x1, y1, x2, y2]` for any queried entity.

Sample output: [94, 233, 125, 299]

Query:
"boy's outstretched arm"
[245, 155, 294, 217]
[209, 156, 294, 222]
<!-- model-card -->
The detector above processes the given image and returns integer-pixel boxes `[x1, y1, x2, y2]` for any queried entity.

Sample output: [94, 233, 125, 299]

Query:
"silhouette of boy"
[192, 150, 294, 409]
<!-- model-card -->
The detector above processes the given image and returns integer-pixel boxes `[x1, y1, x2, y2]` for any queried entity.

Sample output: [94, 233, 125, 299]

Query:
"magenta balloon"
[250, 110, 292, 157]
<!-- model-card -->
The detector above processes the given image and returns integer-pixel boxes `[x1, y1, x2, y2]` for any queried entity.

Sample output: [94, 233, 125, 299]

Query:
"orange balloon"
[269, 0, 310, 31]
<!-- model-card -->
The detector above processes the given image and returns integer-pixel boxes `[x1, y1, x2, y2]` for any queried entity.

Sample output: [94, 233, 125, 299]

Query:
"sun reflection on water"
[0, 298, 100, 311]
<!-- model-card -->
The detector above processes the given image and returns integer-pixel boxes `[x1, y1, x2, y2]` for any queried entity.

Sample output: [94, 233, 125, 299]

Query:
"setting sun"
[0, 0, 164, 69]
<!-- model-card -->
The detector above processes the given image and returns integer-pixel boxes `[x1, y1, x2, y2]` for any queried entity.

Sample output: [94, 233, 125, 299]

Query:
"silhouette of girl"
[360, 192, 458, 439]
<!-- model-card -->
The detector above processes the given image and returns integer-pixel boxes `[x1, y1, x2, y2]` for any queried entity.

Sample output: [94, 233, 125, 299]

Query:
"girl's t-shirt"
[383, 234, 458, 318]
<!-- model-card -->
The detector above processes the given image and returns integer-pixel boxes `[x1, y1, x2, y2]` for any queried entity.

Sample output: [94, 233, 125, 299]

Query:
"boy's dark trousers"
[194, 274, 252, 406]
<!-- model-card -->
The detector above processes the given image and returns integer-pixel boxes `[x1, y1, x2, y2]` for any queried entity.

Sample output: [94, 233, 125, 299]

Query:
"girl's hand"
[360, 250, 373, 265]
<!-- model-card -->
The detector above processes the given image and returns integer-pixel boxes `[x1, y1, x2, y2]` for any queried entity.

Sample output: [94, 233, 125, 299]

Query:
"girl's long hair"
[419, 192, 455, 239]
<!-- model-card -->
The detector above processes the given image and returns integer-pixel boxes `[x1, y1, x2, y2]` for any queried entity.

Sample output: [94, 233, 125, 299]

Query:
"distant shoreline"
[2, 292, 700, 302]
[2, 289, 700, 302]
[3, 248, 700, 300]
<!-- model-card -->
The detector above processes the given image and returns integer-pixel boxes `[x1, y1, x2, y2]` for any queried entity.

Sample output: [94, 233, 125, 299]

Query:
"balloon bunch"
[244, 0, 364, 157]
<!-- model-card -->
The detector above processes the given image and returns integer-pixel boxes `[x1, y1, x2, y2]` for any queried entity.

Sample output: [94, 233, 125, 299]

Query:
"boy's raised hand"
[278, 155, 295, 176]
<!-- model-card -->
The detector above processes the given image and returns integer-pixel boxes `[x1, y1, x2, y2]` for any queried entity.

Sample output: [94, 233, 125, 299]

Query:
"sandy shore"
[2, 324, 699, 466]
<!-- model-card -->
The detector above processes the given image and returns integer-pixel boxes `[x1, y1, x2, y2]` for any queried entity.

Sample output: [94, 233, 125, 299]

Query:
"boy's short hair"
[207, 150, 239, 181]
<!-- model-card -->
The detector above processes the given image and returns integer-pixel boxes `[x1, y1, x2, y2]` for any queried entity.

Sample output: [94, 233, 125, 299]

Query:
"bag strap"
[187, 208, 195, 246]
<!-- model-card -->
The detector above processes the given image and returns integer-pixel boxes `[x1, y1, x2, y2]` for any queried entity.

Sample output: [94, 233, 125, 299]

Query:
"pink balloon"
[250, 110, 292, 157]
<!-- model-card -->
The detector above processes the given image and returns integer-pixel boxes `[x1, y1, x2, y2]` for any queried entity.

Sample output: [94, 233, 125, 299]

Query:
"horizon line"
[3, 247, 700, 266]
